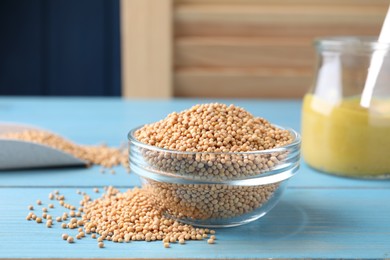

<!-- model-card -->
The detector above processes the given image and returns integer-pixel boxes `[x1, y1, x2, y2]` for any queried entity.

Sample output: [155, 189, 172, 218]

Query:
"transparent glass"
[302, 36, 390, 179]
[129, 126, 301, 227]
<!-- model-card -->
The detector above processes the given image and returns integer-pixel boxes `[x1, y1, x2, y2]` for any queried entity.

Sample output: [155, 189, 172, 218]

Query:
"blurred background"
[0, 0, 387, 98]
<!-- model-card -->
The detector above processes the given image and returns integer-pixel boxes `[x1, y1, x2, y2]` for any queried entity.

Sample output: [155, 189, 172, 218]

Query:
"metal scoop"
[0, 122, 86, 170]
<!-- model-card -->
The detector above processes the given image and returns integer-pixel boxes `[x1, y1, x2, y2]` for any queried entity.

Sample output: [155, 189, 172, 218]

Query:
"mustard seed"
[42, 213, 47, 219]
[62, 234, 68, 240]
[47, 215, 52, 220]
[210, 235, 216, 240]
[91, 234, 97, 239]
[48, 193, 54, 200]
[164, 242, 170, 248]
[36, 217, 42, 223]
[67, 236, 74, 243]
[36, 200, 42, 205]
[42, 208, 47, 212]
[28, 205, 34, 210]
[98, 242, 104, 248]
[49, 204, 54, 209]
[207, 239, 215, 244]
[56, 217, 62, 222]
[93, 188, 99, 193]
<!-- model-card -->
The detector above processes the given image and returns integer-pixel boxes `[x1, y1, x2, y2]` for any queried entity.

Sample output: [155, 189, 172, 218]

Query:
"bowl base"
[164, 211, 268, 228]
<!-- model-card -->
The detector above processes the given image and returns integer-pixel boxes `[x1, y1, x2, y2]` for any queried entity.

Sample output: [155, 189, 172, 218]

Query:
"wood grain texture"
[175, 0, 390, 6]
[175, 5, 386, 37]
[1, 97, 390, 259]
[120, 0, 173, 98]
[174, 68, 312, 98]
[175, 37, 314, 67]
[1, 187, 390, 258]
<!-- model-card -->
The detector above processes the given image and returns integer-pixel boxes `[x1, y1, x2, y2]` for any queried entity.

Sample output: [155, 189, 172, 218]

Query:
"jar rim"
[315, 36, 390, 52]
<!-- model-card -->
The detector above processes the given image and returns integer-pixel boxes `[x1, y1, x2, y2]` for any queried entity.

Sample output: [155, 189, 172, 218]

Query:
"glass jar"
[301, 37, 390, 179]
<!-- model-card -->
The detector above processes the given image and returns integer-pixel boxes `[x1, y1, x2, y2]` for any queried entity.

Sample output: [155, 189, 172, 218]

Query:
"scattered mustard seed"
[28, 205, 34, 210]
[98, 242, 104, 248]
[36, 200, 42, 205]
[67, 236, 74, 243]
[36, 217, 42, 223]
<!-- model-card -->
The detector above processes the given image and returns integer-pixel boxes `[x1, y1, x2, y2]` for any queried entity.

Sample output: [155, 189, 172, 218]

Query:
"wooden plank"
[4, 97, 390, 191]
[174, 67, 312, 98]
[175, 5, 385, 37]
[1, 187, 390, 258]
[175, 37, 315, 67]
[175, 0, 390, 6]
[120, 0, 173, 98]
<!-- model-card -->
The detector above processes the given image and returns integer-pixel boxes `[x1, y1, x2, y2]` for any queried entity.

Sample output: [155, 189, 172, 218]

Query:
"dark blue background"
[0, 0, 121, 96]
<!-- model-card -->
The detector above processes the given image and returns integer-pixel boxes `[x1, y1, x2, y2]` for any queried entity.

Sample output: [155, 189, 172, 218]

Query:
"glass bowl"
[128, 126, 301, 227]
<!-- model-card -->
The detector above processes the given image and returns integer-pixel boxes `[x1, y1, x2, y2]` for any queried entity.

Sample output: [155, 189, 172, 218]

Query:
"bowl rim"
[128, 125, 301, 155]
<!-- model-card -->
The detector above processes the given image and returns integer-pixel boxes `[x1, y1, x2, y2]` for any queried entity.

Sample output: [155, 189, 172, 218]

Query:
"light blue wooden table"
[0, 97, 389, 259]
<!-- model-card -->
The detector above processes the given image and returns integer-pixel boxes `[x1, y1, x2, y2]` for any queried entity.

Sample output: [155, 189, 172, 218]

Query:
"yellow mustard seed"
[49, 204, 54, 208]
[48, 193, 54, 200]
[36, 217, 42, 223]
[62, 234, 68, 240]
[164, 242, 170, 248]
[36, 200, 42, 205]
[61, 223, 67, 229]
[207, 239, 215, 244]
[67, 236, 74, 243]
[28, 205, 34, 210]
[98, 242, 104, 248]
[56, 217, 62, 222]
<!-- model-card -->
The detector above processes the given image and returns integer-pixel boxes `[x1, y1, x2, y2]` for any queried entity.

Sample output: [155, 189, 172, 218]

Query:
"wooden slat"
[174, 67, 312, 98]
[120, 0, 173, 98]
[175, 0, 390, 6]
[175, 5, 386, 37]
[175, 37, 315, 67]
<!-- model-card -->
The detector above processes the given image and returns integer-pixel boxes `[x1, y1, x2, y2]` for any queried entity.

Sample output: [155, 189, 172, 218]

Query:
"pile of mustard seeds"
[132, 103, 294, 221]
[2, 130, 128, 170]
[134, 103, 293, 180]
[26, 188, 216, 248]
[135, 103, 292, 152]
